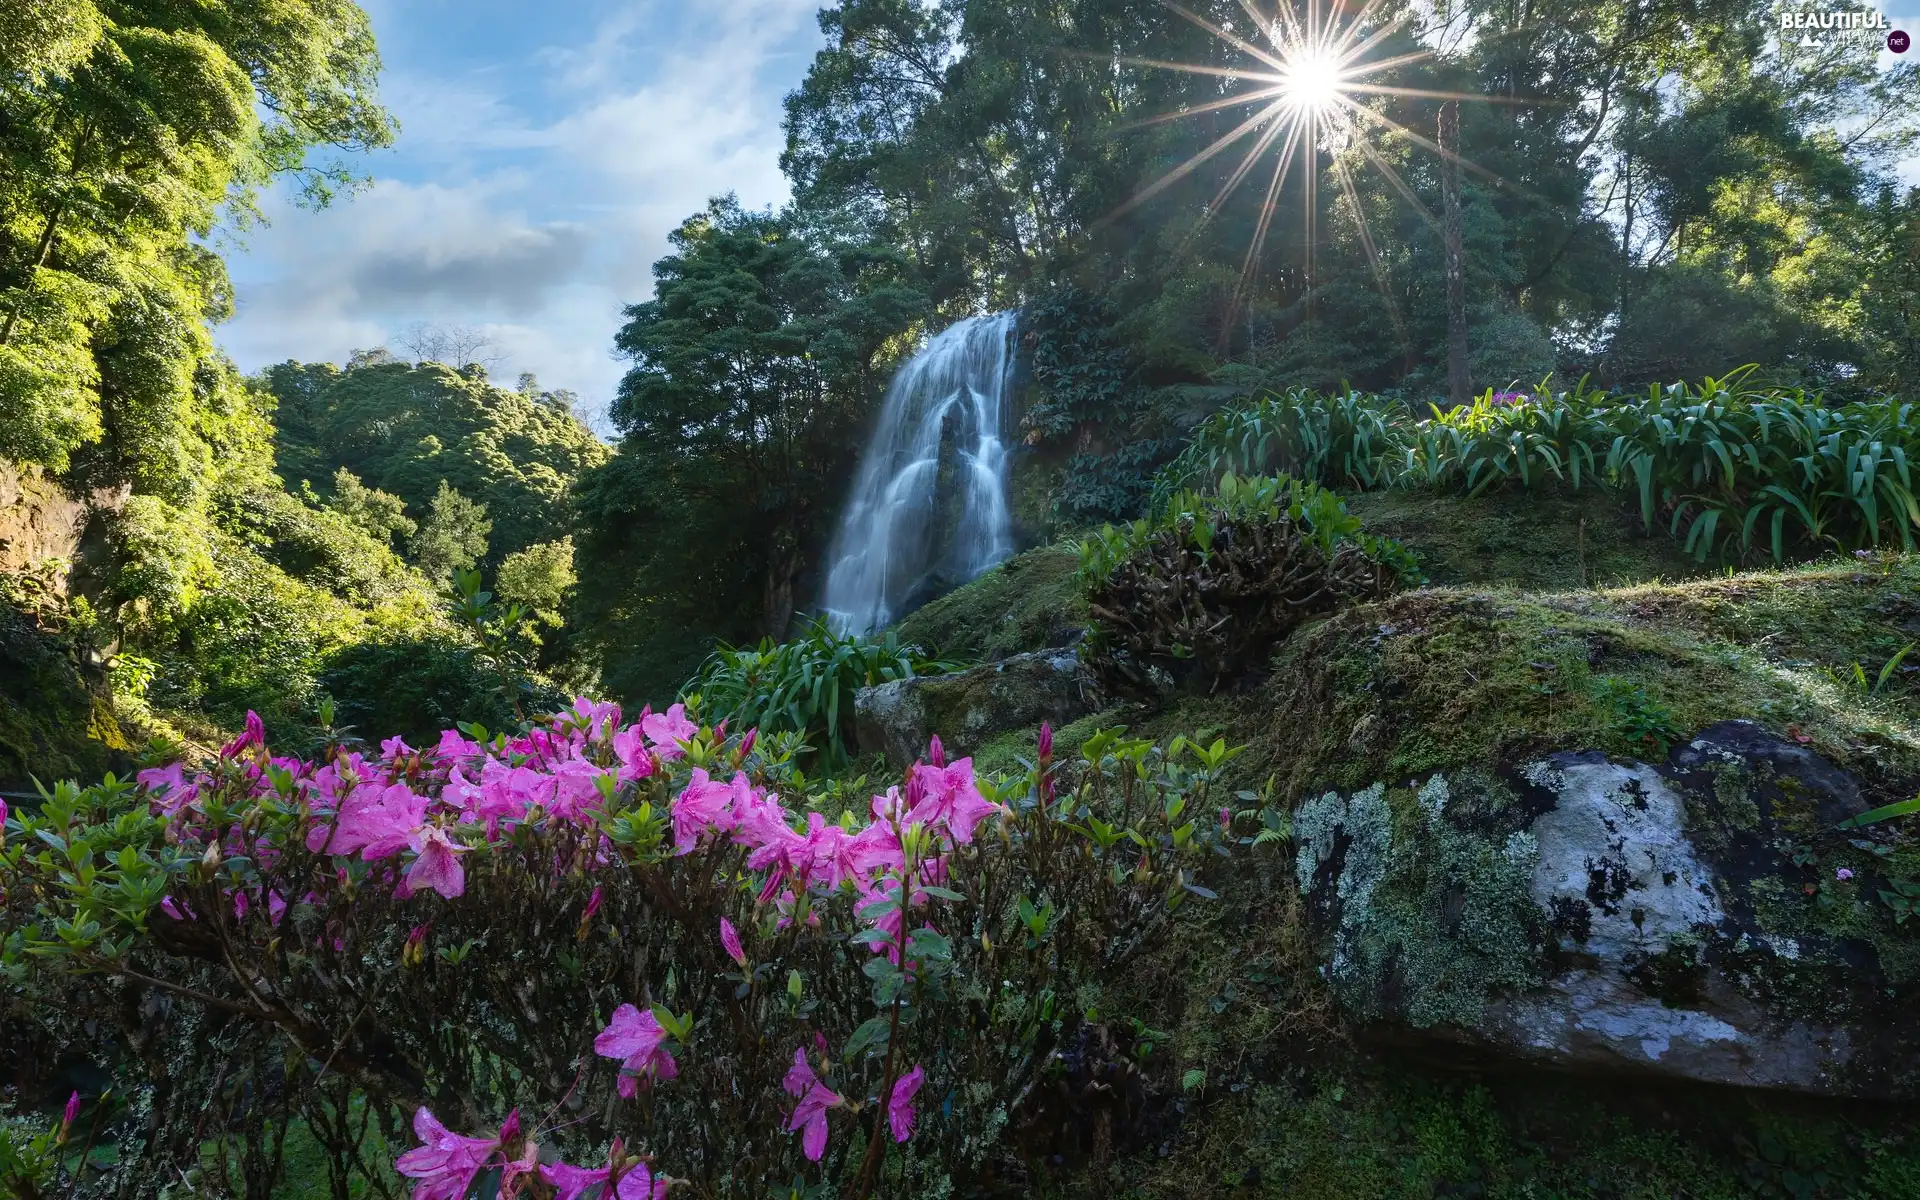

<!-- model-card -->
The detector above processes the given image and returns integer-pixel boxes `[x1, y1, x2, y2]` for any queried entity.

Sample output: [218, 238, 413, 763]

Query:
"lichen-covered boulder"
[1294, 721, 1920, 1097]
[855, 649, 1102, 768]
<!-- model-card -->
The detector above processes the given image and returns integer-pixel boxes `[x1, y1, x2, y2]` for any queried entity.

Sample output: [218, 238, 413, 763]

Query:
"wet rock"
[854, 649, 1103, 768]
[1294, 724, 1918, 1097]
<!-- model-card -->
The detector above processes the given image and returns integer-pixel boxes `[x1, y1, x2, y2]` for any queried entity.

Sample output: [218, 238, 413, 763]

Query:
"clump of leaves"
[1590, 676, 1682, 755]
[1078, 474, 1417, 694]
[685, 621, 959, 767]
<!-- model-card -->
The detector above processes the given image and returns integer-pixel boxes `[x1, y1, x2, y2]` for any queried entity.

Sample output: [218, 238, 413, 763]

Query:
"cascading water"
[820, 312, 1019, 633]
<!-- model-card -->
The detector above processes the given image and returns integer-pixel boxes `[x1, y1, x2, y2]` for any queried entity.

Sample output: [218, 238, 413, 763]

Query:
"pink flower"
[906, 758, 1000, 845]
[62, 1090, 79, 1129]
[738, 728, 756, 758]
[541, 1159, 667, 1200]
[583, 887, 604, 922]
[641, 703, 698, 759]
[307, 782, 427, 860]
[595, 1004, 678, 1096]
[611, 724, 657, 783]
[394, 1108, 497, 1200]
[671, 769, 738, 853]
[382, 735, 416, 760]
[720, 917, 746, 967]
[219, 710, 267, 759]
[927, 734, 945, 768]
[782, 1045, 844, 1162]
[1837, 867, 1855, 881]
[400, 826, 468, 900]
[136, 762, 197, 814]
[889, 1065, 925, 1142]
[1036, 722, 1053, 762]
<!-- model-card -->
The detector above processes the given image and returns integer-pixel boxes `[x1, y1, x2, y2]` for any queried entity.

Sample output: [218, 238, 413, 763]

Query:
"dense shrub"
[1156, 374, 1920, 561]
[684, 622, 956, 768]
[1, 699, 1257, 1198]
[1079, 474, 1414, 693]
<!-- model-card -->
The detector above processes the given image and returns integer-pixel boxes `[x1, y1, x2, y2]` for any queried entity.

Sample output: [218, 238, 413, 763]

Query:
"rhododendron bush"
[1, 698, 1254, 1198]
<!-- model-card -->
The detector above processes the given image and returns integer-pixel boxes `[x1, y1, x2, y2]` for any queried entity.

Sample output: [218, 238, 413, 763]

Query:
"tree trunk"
[1439, 101, 1470, 407]
[763, 535, 797, 641]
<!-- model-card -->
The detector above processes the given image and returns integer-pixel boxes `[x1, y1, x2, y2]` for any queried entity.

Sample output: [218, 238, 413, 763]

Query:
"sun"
[1279, 46, 1345, 113]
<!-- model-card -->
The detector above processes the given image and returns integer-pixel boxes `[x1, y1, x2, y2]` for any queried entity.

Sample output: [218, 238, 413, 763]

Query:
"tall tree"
[0, 0, 394, 614]
[573, 198, 924, 699]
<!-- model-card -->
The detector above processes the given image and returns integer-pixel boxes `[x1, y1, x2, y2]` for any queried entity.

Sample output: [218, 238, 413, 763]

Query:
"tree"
[410, 481, 491, 581]
[573, 198, 924, 699]
[398, 321, 502, 371]
[260, 359, 608, 565]
[0, 0, 392, 483]
[324, 467, 415, 547]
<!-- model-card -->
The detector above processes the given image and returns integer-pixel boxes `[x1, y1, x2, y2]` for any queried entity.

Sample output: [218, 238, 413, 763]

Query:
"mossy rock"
[854, 648, 1102, 768]
[0, 601, 129, 792]
[891, 544, 1086, 662]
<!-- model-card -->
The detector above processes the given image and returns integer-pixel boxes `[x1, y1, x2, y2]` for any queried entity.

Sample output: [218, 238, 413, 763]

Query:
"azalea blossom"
[595, 1004, 678, 1096]
[641, 702, 698, 759]
[889, 1065, 925, 1142]
[399, 826, 468, 900]
[395, 1108, 498, 1200]
[720, 917, 746, 966]
[541, 1158, 668, 1200]
[782, 1045, 844, 1162]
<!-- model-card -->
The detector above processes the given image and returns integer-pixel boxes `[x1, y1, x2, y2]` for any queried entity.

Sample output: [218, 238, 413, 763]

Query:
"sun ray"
[1158, 0, 1290, 74]
[1332, 152, 1413, 359]
[1344, 83, 1537, 105]
[1107, 0, 1528, 347]
[1332, 93, 1514, 189]
[1116, 83, 1288, 132]
[1093, 53, 1281, 84]
[1104, 95, 1293, 222]
[1355, 136, 1440, 233]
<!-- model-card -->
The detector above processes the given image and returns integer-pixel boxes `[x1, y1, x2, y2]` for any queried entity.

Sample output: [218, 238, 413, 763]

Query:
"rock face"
[1294, 721, 1919, 1098]
[855, 649, 1102, 768]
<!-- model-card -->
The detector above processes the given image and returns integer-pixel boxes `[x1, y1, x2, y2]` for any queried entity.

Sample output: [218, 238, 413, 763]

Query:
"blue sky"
[215, 1, 1920, 430]
[217, 0, 827, 429]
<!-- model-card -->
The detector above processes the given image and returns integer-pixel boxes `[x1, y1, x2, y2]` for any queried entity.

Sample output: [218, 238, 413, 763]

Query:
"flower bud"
[739, 728, 756, 759]
[928, 735, 945, 768]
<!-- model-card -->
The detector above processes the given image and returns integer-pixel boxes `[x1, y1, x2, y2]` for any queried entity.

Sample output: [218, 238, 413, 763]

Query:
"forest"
[5, 0, 1920, 1196]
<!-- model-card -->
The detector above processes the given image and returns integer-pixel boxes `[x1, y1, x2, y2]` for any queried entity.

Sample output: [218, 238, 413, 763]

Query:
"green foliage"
[408, 480, 491, 581]
[323, 467, 415, 546]
[316, 635, 527, 749]
[1079, 474, 1414, 692]
[0, 0, 391, 488]
[1159, 378, 1920, 563]
[574, 198, 926, 700]
[262, 359, 608, 567]
[496, 536, 577, 632]
[685, 621, 954, 767]
[1589, 676, 1683, 756]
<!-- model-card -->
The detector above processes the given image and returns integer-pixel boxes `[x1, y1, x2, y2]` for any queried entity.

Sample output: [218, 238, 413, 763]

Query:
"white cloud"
[216, 0, 826, 431]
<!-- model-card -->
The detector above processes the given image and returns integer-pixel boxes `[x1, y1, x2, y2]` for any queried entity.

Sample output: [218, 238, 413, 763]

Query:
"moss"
[1344, 487, 1713, 592]
[1112, 1064, 1920, 1199]
[1248, 587, 1920, 807]
[1295, 773, 1547, 1028]
[892, 545, 1086, 662]
[0, 601, 128, 791]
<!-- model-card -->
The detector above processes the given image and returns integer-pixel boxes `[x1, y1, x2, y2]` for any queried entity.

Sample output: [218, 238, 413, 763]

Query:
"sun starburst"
[1112, 0, 1517, 348]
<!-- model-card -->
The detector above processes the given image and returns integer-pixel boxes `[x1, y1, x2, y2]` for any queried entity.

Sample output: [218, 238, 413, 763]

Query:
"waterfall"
[821, 312, 1019, 633]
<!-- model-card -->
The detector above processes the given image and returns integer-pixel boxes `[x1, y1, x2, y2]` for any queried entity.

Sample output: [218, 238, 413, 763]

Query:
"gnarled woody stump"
[1081, 475, 1407, 694]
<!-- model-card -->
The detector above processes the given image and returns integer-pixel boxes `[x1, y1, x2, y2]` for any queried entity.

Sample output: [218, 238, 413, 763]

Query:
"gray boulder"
[1293, 721, 1919, 1097]
[854, 649, 1103, 768]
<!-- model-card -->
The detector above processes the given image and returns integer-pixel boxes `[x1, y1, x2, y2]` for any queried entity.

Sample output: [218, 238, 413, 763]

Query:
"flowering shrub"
[2, 697, 1252, 1197]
